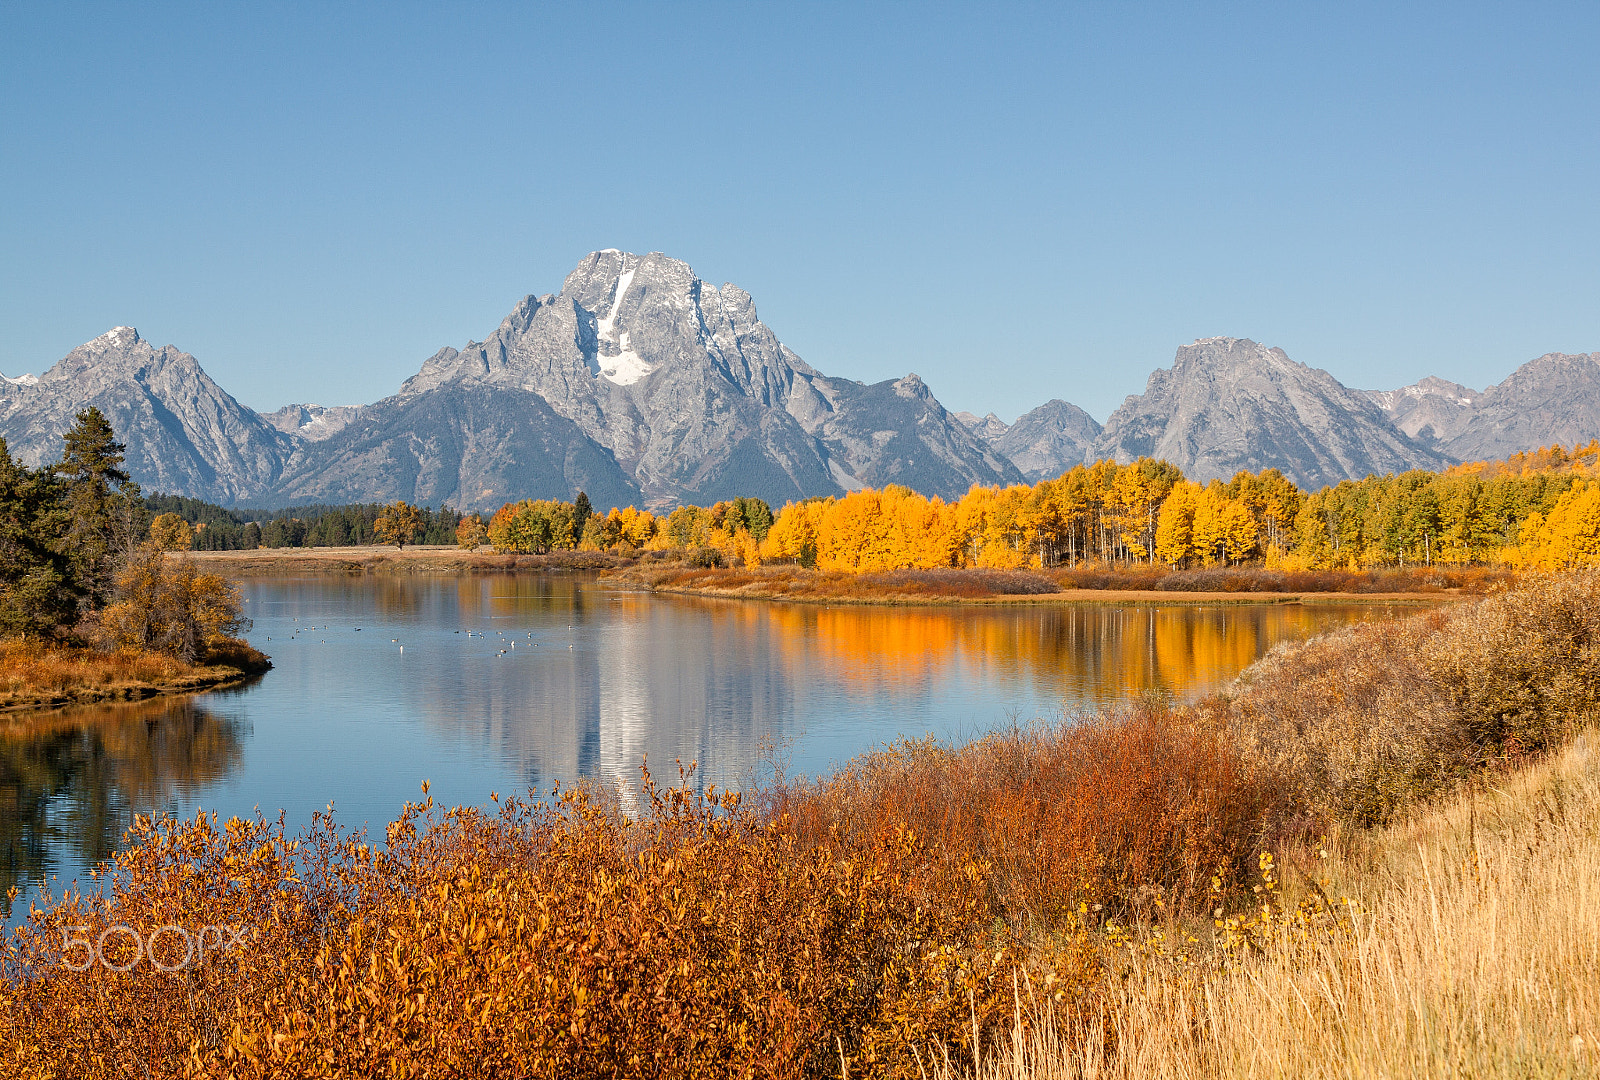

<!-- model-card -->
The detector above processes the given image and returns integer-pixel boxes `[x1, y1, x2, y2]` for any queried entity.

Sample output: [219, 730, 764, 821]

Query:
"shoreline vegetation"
[2, 572, 1595, 1077]
[0, 410, 266, 718]
[188, 544, 1501, 604]
[0, 636, 271, 712]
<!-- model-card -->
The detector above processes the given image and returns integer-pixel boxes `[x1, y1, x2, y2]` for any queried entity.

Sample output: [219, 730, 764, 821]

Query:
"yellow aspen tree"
[1221, 498, 1259, 564]
[1154, 481, 1199, 566]
[1191, 482, 1229, 566]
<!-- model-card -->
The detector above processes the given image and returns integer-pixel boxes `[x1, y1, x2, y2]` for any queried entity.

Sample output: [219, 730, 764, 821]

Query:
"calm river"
[2, 572, 1404, 917]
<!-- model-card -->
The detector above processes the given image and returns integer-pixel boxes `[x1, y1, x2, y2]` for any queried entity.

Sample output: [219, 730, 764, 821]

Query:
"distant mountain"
[1368, 353, 1600, 463]
[0, 254, 1018, 510]
[330, 250, 1020, 509]
[1095, 337, 1450, 489]
[956, 402, 1105, 482]
[262, 403, 364, 442]
[1002, 401, 1103, 482]
[953, 411, 1010, 442]
[1363, 376, 1481, 445]
[269, 383, 643, 512]
[0, 327, 291, 503]
[8, 268, 1595, 510]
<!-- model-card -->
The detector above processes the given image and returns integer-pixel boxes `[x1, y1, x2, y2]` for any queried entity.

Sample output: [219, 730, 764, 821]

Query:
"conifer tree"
[53, 407, 142, 607]
[0, 437, 79, 637]
[570, 491, 593, 546]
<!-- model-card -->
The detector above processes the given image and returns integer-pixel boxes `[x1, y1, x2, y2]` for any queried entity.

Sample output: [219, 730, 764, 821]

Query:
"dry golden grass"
[0, 637, 269, 709]
[940, 727, 1600, 1080]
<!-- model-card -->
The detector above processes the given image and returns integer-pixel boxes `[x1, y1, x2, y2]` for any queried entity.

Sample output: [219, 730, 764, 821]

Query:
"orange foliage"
[767, 706, 1277, 927]
[0, 775, 1033, 1077]
[751, 461, 1268, 574]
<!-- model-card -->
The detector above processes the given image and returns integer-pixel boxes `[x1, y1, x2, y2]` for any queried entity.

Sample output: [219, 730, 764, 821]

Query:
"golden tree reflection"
[0, 696, 244, 912]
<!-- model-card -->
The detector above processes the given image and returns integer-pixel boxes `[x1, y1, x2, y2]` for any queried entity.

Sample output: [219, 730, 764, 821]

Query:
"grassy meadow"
[0, 573, 1595, 1077]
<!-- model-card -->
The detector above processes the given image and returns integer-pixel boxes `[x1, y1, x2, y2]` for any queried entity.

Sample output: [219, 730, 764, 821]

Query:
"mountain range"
[2, 251, 1596, 509]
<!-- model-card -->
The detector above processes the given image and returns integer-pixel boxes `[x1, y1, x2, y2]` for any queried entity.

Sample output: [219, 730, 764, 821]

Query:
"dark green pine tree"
[570, 491, 592, 550]
[54, 407, 142, 607]
[0, 437, 80, 638]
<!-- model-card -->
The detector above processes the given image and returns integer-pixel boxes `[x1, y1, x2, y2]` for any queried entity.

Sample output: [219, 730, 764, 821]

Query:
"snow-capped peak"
[98, 326, 139, 346]
[2, 371, 39, 387]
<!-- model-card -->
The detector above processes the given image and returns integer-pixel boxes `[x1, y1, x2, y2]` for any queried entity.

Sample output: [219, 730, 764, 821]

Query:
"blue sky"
[2, 2, 1597, 422]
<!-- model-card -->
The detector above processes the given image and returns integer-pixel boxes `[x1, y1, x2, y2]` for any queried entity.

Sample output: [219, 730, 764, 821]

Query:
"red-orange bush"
[768, 705, 1281, 928]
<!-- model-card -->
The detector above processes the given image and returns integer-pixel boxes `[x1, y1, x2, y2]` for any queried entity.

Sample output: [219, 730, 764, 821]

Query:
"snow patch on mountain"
[592, 264, 653, 386]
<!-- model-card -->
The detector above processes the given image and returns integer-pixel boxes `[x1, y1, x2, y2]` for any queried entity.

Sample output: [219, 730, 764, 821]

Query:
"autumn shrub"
[94, 545, 247, 663]
[0, 768, 1059, 1079]
[0, 709, 1269, 1078]
[1052, 565, 1171, 591]
[688, 544, 725, 568]
[1054, 564, 1512, 594]
[201, 636, 273, 674]
[1222, 571, 1600, 825]
[766, 705, 1283, 930]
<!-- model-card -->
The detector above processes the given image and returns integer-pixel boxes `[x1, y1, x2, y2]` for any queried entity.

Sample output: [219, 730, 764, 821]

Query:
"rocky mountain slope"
[262, 403, 364, 442]
[1, 254, 1019, 510]
[1368, 353, 1600, 463]
[958, 401, 1103, 482]
[7, 262, 1594, 510]
[1363, 376, 1481, 444]
[0, 327, 292, 503]
[1094, 337, 1451, 489]
[268, 383, 643, 512]
[292, 250, 1020, 509]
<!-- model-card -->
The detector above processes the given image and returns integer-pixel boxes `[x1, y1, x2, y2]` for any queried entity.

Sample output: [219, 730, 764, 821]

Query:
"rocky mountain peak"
[893, 373, 933, 401]
[262, 403, 364, 442]
[1097, 338, 1448, 488]
[0, 329, 291, 502]
[266, 250, 1022, 509]
[100, 326, 140, 347]
[988, 400, 1103, 481]
[954, 411, 1011, 441]
[1430, 351, 1600, 461]
[1365, 376, 1483, 444]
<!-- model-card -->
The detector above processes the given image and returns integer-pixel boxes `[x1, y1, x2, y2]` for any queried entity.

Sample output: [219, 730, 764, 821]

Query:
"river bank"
[609, 563, 1462, 606]
[0, 638, 271, 713]
[189, 546, 1474, 605]
[187, 545, 629, 574]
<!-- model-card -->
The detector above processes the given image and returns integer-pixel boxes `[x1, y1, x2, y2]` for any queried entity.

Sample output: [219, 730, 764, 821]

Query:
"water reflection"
[0, 573, 1409, 921]
[0, 697, 245, 913]
[395, 577, 1395, 795]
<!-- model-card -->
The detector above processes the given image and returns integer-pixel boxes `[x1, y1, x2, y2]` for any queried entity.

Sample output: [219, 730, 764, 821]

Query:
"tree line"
[100, 432, 1600, 573]
[141, 494, 463, 550]
[463, 443, 1600, 572]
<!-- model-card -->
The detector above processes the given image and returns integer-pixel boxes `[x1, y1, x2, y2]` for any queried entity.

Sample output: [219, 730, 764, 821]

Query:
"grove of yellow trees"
[483, 443, 1600, 572]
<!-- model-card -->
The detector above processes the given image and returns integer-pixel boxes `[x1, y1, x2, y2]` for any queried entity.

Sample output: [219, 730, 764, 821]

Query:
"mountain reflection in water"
[1, 572, 1407, 921]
